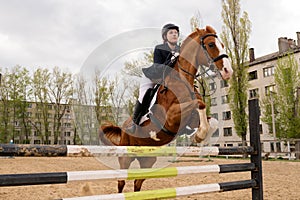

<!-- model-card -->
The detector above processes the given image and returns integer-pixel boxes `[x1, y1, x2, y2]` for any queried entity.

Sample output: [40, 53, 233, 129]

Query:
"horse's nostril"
[224, 67, 228, 73]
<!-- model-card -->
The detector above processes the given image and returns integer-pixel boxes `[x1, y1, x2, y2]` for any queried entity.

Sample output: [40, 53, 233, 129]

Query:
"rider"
[126, 23, 180, 133]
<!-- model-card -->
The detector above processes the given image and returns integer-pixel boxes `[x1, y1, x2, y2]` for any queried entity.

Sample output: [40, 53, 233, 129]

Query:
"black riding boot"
[126, 101, 143, 133]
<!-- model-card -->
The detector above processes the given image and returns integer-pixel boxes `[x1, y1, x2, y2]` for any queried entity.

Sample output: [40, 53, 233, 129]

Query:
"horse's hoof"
[193, 134, 204, 143]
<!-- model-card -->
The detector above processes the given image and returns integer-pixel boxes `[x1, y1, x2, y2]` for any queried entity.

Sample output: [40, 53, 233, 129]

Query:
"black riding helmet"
[161, 23, 179, 41]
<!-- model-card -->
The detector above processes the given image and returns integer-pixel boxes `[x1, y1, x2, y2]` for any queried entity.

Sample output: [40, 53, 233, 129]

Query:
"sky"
[1, 0, 300, 75]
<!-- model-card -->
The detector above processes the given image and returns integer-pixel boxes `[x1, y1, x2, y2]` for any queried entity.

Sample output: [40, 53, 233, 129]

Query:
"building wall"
[208, 34, 300, 153]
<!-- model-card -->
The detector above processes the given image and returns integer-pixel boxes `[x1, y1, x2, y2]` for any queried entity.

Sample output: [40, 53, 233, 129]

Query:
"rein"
[200, 34, 228, 77]
[151, 33, 228, 136]
[176, 33, 229, 96]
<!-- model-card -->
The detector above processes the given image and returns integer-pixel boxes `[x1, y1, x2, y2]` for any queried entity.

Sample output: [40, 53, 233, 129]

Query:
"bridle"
[153, 33, 229, 136]
[178, 33, 229, 79]
[177, 33, 229, 97]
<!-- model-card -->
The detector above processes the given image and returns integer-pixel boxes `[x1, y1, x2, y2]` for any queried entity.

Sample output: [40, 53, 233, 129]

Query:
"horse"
[99, 25, 233, 193]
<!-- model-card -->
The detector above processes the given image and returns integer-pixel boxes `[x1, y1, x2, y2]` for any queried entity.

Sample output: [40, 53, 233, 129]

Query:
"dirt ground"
[0, 156, 299, 200]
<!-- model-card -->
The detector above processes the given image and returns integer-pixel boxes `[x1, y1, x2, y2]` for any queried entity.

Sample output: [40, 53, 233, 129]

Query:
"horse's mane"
[180, 26, 217, 50]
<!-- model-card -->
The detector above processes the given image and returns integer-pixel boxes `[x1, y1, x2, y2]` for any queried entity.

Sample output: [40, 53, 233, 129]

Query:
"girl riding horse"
[99, 25, 233, 193]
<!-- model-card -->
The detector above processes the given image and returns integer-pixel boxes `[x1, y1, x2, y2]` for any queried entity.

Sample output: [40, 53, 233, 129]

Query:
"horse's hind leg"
[134, 157, 157, 192]
[118, 156, 135, 193]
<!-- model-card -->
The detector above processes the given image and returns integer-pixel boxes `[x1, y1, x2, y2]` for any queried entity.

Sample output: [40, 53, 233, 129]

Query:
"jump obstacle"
[0, 99, 263, 200]
[0, 144, 254, 157]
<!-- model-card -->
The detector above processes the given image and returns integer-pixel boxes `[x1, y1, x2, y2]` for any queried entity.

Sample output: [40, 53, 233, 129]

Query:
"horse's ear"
[196, 28, 202, 34]
[205, 25, 216, 34]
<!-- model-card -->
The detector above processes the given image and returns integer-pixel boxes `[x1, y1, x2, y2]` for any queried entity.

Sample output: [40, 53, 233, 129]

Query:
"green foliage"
[262, 53, 300, 139]
[221, 0, 251, 142]
[0, 64, 134, 144]
[0, 66, 31, 143]
[123, 51, 153, 77]
[94, 73, 112, 125]
[190, 11, 202, 32]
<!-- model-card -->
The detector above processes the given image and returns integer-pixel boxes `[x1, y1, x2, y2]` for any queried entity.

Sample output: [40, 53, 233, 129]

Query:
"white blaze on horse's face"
[215, 39, 233, 80]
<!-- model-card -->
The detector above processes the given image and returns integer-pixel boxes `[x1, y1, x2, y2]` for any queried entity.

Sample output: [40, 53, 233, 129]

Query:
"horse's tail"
[99, 122, 122, 146]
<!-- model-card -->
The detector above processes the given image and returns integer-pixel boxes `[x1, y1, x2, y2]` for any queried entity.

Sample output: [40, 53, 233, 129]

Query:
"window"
[223, 127, 232, 137]
[259, 124, 263, 134]
[212, 129, 219, 137]
[265, 85, 275, 95]
[34, 131, 40, 136]
[48, 104, 53, 109]
[220, 80, 229, 88]
[14, 121, 20, 126]
[263, 66, 275, 77]
[209, 82, 216, 90]
[64, 123, 71, 127]
[15, 130, 21, 136]
[65, 114, 71, 119]
[34, 140, 41, 144]
[64, 131, 71, 137]
[249, 88, 259, 99]
[211, 113, 218, 120]
[222, 111, 231, 120]
[211, 97, 217, 106]
[249, 70, 258, 80]
[221, 95, 229, 104]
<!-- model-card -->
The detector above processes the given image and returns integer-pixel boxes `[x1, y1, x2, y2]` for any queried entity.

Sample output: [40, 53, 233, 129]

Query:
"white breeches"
[138, 75, 155, 103]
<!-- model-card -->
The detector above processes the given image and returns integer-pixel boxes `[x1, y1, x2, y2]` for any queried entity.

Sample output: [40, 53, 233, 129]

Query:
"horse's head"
[179, 26, 233, 80]
[196, 26, 233, 80]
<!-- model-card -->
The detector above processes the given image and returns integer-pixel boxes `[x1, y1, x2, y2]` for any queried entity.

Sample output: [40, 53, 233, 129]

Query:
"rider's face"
[166, 29, 178, 44]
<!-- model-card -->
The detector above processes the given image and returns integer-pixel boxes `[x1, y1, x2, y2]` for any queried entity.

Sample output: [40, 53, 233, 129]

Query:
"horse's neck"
[177, 31, 213, 84]
[173, 59, 194, 85]
[175, 44, 200, 84]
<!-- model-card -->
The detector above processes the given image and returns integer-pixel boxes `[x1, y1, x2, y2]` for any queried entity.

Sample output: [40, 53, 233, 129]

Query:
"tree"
[108, 75, 129, 125]
[48, 67, 73, 144]
[8, 66, 31, 144]
[72, 74, 99, 145]
[0, 66, 31, 143]
[122, 51, 153, 114]
[190, 12, 213, 116]
[123, 51, 153, 78]
[32, 68, 52, 144]
[190, 11, 203, 32]
[261, 53, 300, 139]
[94, 71, 113, 125]
[0, 69, 13, 143]
[221, 0, 251, 146]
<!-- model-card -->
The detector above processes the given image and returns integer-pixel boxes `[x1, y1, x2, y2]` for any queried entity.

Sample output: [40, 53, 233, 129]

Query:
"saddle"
[138, 84, 199, 136]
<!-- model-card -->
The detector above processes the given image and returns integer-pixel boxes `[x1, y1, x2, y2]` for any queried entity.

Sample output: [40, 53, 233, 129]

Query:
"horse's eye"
[208, 43, 215, 48]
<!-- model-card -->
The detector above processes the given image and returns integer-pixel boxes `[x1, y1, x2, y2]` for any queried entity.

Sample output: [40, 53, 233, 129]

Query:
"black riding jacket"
[142, 42, 180, 80]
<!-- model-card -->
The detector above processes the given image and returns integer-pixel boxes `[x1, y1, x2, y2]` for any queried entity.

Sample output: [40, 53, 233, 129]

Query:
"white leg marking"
[194, 108, 210, 143]
[149, 131, 160, 141]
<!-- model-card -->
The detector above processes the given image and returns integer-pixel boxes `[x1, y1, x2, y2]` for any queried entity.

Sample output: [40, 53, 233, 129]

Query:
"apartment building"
[12, 102, 76, 145]
[208, 32, 300, 154]
[11, 101, 129, 145]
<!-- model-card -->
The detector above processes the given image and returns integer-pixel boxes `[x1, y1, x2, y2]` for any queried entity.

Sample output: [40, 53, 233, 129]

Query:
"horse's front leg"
[118, 156, 135, 193]
[193, 108, 210, 143]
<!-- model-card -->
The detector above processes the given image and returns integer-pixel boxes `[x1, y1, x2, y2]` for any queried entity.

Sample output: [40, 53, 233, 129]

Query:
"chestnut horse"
[99, 25, 233, 193]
